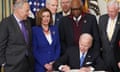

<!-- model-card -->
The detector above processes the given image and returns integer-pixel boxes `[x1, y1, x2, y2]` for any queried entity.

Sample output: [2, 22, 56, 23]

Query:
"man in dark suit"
[114, 30, 120, 71]
[99, 0, 120, 71]
[58, 0, 71, 16]
[46, 0, 62, 27]
[53, 33, 106, 72]
[0, 0, 34, 72]
[59, 0, 100, 56]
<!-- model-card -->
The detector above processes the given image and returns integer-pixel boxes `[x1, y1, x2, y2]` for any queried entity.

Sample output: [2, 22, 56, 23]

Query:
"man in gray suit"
[99, 0, 120, 71]
[0, 0, 34, 72]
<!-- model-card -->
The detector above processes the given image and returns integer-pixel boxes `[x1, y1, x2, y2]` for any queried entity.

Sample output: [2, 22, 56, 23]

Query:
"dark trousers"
[4, 56, 31, 72]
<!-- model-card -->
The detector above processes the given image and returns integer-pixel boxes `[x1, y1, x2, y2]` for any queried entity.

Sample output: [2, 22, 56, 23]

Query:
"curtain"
[0, 0, 13, 21]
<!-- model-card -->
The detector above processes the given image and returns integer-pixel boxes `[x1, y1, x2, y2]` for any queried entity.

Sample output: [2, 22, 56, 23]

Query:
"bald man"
[59, 0, 101, 57]
[53, 33, 106, 72]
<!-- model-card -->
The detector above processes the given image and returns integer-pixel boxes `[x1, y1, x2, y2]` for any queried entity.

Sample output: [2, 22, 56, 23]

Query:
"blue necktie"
[20, 21, 28, 44]
[80, 53, 85, 67]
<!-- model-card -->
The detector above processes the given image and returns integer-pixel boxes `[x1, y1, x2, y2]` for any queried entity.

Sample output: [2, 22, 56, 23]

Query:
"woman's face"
[41, 11, 50, 25]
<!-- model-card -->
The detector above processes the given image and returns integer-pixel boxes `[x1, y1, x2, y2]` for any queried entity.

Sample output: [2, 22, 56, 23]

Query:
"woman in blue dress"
[32, 8, 60, 72]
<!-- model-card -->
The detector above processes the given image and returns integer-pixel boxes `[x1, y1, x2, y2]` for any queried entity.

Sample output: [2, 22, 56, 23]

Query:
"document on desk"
[53, 70, 107, 72]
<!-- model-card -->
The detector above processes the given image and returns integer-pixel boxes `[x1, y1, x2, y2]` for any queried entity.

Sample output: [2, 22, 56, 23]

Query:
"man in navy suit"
[53, 33, 106, 72]
[46, 0, 62, 27]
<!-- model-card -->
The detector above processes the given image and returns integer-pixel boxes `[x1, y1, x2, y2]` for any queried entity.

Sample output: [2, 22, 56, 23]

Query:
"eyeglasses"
[71, 8, 81, 11]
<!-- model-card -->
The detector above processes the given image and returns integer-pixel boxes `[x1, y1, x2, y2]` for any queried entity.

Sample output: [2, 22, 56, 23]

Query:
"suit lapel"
[76, 48, 81, 67]
[104, 15, 109, 41]
[83, 51, 92, 66]
[11, 15, 26, 42]
[55, 14, 60, 26]
[111, 14, 120, 43]
[50, 27, 55, 45]
[11, 15, 21, 34]
[24, 20, 31, 44]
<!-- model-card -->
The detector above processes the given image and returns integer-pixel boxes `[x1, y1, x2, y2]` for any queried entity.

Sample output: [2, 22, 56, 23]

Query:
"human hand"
[78, 67, 91, 72]
[44, 63, 53, 71]
[61, 65, 70, 72]
[118, 62, 120, 69]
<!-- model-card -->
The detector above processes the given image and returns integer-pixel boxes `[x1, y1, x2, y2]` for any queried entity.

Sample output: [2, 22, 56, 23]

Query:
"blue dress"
[32, 26, 60, 72]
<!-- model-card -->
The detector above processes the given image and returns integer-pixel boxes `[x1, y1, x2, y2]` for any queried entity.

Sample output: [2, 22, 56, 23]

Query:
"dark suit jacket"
[54, 13, 62, 28]
[99, 13, 120, 71]
[53, 46, 106, 71]
[58, 11, 70, 16]
[58, 11, 62, 16]
[59, 13, 101, 56]
[28, 17, 36, 26]
[0, 15, 34, 72]
[114, 29, 120, 66]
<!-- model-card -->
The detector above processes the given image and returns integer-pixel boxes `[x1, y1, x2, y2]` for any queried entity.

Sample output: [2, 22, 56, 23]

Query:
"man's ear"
[46, 3, 49, 8]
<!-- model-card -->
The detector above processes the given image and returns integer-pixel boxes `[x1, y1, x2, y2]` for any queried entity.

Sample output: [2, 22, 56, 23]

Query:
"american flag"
[82, 0, 100, 15]
[28, 0, 46, 18]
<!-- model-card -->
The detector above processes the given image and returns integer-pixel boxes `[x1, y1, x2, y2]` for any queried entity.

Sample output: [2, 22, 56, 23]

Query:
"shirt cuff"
[58, 65, 64, 71]
[89, 66, 95, 71]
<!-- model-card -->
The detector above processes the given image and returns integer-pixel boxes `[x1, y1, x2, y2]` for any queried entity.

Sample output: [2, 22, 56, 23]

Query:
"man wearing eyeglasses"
[58, 0, 71, 16]
[59, 0, 101, 58]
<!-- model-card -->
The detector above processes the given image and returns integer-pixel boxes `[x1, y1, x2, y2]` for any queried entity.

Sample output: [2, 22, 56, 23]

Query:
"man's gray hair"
[13, 0, 28, 9]
[60, 0, 72, 2]
[107, 0, 119, 9]
[46, 0, 51, 5]
[79, 33, 93, 42]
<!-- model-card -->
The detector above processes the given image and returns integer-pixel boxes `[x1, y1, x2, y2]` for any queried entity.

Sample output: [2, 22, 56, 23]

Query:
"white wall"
[98, 0, 108, 15]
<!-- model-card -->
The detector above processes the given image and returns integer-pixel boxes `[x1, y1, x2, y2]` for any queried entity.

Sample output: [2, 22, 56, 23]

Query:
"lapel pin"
[84, 20, 87, 23]
[86, 62, 92, 65]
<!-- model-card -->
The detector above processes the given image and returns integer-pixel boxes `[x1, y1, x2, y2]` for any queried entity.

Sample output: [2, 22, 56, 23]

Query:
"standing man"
[99, 0, 120, 71]
[46, 0, 62, 27]
[59, 0, 71, 16]
[0, 0, 34, 72]
[59, 0, 101, 56]
[114, 29, 120, 71]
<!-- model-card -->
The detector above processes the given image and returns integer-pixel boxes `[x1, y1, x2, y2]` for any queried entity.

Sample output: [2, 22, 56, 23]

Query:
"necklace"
[43, 28, 49, 34]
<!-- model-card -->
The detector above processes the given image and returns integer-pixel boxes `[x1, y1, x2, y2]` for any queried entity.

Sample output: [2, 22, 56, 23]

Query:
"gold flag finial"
[83, 0, 89, 13]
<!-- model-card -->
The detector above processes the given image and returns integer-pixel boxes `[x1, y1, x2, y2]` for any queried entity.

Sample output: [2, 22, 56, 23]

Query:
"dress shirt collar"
[108, 15, 118, 24]
[13, 14, 21, 23]
[80, 50, 87, 58]
[73, 15, 82, 22]
[62, 10, 71, 16]
[52, 14, 56, 25]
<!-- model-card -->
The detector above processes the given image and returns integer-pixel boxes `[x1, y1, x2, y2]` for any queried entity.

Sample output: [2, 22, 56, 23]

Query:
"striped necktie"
[107, 19, 115, 41]
[80, 53, 85, 67]
[20, 21, 28, 43]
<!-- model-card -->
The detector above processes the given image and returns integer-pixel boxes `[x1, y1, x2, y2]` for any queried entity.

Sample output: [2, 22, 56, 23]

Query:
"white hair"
[107, 0, 119, 9]
[46, 0, 58, 5]
[79, 33, 93, 42]
[13, 0, 28, 10]
[60, 0, 72, 2]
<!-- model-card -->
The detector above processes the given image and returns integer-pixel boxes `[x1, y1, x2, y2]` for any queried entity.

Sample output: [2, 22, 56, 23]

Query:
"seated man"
[53, 33, 107, 72]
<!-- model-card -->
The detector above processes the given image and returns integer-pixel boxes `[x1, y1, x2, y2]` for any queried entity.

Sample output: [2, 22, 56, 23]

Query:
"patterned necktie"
[80, 53, 85, 67]
[107, 20, 115, 41]
[20, 21, 28, 43]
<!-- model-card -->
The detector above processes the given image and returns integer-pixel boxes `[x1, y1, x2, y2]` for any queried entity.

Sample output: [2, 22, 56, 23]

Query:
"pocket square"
[85, 62, 92, 65]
